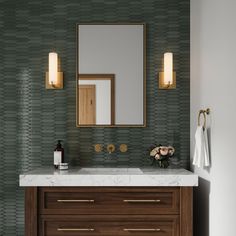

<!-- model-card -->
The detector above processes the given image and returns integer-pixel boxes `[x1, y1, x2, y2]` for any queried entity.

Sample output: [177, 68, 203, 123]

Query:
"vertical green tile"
[0, 0, 190, 235]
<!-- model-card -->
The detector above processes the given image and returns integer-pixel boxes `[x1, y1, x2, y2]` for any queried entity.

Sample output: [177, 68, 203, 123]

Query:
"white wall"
[78, 25, 143, 125]
[191, 0, 236, 236]
[79, 80, 111, 125]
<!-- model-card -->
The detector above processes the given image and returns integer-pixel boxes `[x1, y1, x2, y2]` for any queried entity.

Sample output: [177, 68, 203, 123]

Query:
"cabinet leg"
[25, 187, 38, 236]
[180, 187, 193, 236]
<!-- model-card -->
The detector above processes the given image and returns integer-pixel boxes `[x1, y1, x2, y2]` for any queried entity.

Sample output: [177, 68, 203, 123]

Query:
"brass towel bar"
[198, 108, 210, 129]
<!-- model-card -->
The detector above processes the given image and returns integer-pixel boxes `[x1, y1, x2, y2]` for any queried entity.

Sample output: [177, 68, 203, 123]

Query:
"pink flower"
[160, 147, 169, 156]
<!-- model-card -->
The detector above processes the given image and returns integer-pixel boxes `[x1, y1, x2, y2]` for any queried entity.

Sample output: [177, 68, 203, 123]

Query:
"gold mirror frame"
[76, 23, 146, 127]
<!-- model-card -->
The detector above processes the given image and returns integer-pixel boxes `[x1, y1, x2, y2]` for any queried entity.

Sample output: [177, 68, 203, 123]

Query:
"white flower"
[154, 154, 161, 160]
[168, 146, 175, 156]
[150, 147, 160, 156]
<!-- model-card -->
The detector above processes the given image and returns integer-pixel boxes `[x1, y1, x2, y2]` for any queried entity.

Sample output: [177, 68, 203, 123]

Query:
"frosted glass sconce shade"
[46, 52, 63, 89]
[159, 52, 176, 89]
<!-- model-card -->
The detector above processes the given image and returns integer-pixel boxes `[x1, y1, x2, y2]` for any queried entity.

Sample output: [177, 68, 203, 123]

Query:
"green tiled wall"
[0, 0, 190, 234]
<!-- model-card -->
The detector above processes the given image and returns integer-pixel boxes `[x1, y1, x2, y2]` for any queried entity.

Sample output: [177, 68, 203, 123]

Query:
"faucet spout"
[107, 144, 115, 154]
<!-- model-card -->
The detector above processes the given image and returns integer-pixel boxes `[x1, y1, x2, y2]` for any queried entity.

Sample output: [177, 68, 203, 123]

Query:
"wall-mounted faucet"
[94, 144, 128, 154]
[107, 144, 115, 154]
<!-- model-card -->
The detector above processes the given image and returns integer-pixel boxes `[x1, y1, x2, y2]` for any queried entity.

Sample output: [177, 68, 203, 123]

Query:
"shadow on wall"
[193, 177, 210, 236]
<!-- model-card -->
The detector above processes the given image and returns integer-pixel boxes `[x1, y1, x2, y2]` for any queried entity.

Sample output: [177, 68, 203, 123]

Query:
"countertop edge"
[19, 173, 198, 187]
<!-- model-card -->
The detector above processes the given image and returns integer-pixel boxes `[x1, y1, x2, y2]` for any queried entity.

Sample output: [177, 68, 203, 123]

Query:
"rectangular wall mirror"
[76, 23, 146, 127]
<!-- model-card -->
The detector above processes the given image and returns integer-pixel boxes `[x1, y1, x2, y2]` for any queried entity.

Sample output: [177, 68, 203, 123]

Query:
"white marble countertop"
[19, 167, 198, 187]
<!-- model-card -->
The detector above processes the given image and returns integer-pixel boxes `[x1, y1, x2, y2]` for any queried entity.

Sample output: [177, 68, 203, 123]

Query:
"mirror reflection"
[78, 74, 115, 125]
[76, 24, 146, 127]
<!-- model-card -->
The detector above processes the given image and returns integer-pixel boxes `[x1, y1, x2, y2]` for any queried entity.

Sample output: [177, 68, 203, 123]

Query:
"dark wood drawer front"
[40, 216, 179, 236]
[40, 187, 179, 215]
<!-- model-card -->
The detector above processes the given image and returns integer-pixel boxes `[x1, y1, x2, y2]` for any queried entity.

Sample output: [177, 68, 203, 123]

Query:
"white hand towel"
[193, 126, 210, 168]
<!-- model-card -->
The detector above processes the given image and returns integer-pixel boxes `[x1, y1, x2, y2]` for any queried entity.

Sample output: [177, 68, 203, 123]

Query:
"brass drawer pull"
[58, 228, 94, 231]
[124, 228, 161, 232]
[57, 199, 95, 203]
[123, 200, 161, 203]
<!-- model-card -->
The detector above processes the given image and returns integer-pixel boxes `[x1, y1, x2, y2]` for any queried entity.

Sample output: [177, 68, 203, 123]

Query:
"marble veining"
[19, 167, 198, 187]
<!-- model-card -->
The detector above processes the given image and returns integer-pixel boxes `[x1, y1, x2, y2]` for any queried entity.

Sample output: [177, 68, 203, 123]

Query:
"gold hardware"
[123, 200, 161, 203]
[45, 72, 63, 89]
[107, 144, 115, 154]
[57, 228, 94, 231]
[57, 200, 94, 203]
[119, 144, 128, 153]
[94, 144, 103, 153]
[198, 108, 210, 130]
[123, 228, 161, 232]
[159, 72, 176, 89]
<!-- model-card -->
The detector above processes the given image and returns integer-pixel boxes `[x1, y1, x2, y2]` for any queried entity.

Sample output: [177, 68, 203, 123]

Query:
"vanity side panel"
[180, 187, 193, 236]
[25, 187, 38, 236]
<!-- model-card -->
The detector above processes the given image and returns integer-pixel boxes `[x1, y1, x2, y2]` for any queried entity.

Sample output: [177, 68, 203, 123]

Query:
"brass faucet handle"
[94, 144, 103, 153]
[119, 144, 128, 153]
[107, 144, 115, 154]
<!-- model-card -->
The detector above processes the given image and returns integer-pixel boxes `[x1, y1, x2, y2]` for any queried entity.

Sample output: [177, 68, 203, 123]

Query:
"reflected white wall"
[79, 80, 111, 125]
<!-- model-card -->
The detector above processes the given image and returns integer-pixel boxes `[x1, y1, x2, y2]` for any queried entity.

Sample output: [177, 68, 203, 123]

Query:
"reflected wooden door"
[78, 85, 96, 125]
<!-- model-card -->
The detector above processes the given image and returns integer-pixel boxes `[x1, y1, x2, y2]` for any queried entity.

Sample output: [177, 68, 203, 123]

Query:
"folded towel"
[193, 125, 210, 168]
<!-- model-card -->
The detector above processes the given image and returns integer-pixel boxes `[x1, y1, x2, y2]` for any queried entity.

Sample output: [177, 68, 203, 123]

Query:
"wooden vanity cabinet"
[25, 187, 192, 236]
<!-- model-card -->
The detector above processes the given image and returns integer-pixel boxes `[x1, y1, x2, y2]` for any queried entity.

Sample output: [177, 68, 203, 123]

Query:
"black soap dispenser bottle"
[54, 140, 64, 168]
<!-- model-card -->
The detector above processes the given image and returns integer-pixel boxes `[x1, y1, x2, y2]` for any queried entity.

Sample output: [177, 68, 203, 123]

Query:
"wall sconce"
[45, 52, 63, 89]
[159, 52, 176, 89]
